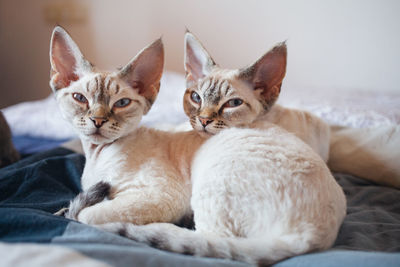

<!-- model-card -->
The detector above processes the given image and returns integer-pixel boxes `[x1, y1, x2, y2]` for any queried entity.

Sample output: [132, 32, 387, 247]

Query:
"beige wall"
[1, 0, 399, 108]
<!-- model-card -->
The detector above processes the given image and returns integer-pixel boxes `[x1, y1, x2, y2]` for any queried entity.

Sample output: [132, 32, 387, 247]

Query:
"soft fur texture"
[51, 26, 206, 225]
[97, 32, 346, 265]
[0, 111, 19, 168]
[100, 126, 346, 265]
[329, 125, 400, 188]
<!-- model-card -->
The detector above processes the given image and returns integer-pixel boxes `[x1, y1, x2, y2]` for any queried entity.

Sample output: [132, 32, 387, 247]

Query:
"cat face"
[49, 26, 164, 144]
[183, 31, 286, 136]
[183, 69, 265, 135]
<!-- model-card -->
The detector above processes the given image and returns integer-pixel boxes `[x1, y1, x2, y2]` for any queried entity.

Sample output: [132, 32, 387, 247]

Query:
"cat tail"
[55, 181, 111, 219]
[98, 222, 313, 266]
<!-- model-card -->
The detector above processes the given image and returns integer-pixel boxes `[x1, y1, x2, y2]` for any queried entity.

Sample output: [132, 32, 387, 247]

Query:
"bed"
[1, 72, 399, 266]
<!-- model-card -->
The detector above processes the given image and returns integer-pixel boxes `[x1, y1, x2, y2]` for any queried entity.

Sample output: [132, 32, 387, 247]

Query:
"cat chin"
[196, 130, 216, 137]
[80, 133, 115, 145]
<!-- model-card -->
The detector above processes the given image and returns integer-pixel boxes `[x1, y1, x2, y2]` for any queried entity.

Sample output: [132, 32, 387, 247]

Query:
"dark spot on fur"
[182, 245, 195, 255]
[65, 181, 111, 220]
[257, 258, 273, 267]
[149, 236, 165, 249]
[118, 227, 128, 238]
[175, 213, 195, 230]
[86, 181, 111, 205]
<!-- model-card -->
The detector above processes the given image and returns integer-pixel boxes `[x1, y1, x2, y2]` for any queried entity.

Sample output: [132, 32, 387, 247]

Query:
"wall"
[1, 0, 399, 108]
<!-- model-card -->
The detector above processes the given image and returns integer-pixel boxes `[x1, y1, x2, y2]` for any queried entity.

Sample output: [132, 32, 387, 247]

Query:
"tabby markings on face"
[184, 74, 257, 136]
[64, 73, 143, 145]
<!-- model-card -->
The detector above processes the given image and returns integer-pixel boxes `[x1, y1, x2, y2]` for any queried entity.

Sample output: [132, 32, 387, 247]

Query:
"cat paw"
[54, 207, 69, 217]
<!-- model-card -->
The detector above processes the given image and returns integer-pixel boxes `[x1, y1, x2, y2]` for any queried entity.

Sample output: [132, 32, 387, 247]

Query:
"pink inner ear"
[256, 62, 285, 91]
[51, 32, 80, 89]
[186, 45, 205, 81]
[253, 47, 286, 95]
[52, 72, 79, 89]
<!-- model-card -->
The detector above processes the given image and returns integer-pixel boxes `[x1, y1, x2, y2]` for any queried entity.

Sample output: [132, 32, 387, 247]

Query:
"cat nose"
[90, 117, 108, 128]
[199, 117, 213, 127]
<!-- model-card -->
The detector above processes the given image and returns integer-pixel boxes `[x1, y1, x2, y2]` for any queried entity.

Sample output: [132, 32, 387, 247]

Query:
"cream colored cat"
[181, 32, 400, 189]
[182, 32, 330, 162]
[97, 33, 346, 265]
[51, 26, 206, 225]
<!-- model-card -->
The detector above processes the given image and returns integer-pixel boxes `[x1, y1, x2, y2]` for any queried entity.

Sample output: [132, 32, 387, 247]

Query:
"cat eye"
[72, 93, 88, 104]
[224, 98, 243, 108]
[190, 91, 201, 104]
[113, 98, 132, 108]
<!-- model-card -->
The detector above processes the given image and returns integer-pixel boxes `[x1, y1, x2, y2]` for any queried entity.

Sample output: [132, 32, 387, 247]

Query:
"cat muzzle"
[199, 117, 213, 128]
[90, 117, 108, 128]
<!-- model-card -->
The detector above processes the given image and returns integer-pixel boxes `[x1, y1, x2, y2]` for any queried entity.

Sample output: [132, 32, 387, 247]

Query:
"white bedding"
[2, 72, 400, 139]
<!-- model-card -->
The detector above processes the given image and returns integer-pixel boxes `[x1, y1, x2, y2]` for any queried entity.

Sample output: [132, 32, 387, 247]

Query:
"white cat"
[51, 26, 206, 225]
[100, 126, 346, 265]
[97, 32, 346, 265]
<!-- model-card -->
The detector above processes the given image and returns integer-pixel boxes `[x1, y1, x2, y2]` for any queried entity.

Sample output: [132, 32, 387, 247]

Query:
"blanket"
[0, 148, 399, 266]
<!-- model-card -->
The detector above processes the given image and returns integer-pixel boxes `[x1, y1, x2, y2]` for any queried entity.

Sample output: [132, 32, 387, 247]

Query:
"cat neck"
[252, 104, 284, 125]
[79, 129, 139, 159]
[80, 126, 207, 167]
[81, 139, 115, 160]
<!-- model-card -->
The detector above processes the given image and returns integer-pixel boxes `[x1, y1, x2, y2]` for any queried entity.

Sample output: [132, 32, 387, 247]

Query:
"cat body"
[253, 104, 330, 162]
[77, 127, 204, 224]
[102, 125, 345, 265]
[50, 26, 205, 225]
[98, 32, 346, 265]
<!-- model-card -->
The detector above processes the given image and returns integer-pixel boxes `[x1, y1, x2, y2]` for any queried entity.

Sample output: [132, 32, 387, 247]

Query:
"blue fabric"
[12, 135, 70, 155]
[276, 250, 400, 267]
[0, 148, 83, 242]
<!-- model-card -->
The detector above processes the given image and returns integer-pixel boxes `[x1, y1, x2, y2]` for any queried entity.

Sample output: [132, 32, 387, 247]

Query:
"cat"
[96, 32, 347, 265]
[51, 26, 206, 225]
[180, 32, 400, 190]
[181, 31, 331, 162]
[0, 111, 19, 168]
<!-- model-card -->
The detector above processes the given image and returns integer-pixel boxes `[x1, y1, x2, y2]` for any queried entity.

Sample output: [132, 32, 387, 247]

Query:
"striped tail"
[55, 181, 111, 220]
[98, 222, 315, 266]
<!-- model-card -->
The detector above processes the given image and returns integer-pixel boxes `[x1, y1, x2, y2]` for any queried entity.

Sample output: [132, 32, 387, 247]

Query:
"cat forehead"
[84, 73, 119, 92]
[71, 72, 132, 96]
[196, 69, 250, 101]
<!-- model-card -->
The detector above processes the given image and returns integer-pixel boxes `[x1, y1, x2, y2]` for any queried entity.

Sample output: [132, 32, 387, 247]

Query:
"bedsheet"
[0, 148, 399, 266]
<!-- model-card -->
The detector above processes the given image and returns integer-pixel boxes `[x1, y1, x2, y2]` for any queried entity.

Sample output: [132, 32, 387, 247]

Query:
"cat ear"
[49, 26, 92, 91]
[184, 31, 216, 87]
[239, 42, 287, 109]
[118, 38, 164, 109]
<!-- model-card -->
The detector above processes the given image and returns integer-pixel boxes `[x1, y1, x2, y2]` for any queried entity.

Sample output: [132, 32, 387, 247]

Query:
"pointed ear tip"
[51, 26, 71, 43]
[280, 41, 288, 49]
[155, 37, 163, 45]
[147, 38, 164, 52]
[184, 28, 193, 35]
[271, 42, 287, 55]
[184, 31, 195, 41]
[53, 25, 66, 35]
